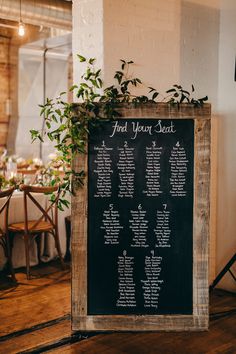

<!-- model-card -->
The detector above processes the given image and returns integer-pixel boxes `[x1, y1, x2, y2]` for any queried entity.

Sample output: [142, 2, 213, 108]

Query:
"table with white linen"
[0, 190, 71, 270]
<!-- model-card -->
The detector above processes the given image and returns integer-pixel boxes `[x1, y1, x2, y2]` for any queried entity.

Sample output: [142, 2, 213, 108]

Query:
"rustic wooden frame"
[72, 103, 211, 331]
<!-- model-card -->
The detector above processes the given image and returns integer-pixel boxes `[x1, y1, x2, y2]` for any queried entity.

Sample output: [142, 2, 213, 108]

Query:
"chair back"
[19, 184, 60, 233]
[0, 187, 15, 235]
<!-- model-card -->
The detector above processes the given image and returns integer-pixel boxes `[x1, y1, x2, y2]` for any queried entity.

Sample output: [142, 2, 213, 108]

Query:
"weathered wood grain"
[0, 320, 71, 354]
[0, 265, 70, 336]
[72, 103, 211, 331]
[0, 265, 235, 354]
[209, 115, 218, 283]
[47, 305, 236, 354]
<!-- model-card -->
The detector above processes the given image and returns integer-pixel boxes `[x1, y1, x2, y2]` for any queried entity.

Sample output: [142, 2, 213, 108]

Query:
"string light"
[18, 0, 25, 36]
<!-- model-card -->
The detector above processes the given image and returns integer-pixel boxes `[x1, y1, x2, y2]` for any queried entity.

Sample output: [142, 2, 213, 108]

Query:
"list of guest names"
[93, 141, 190, 199]
[93, 142, 113, 198]
[89, 119, 194, 314]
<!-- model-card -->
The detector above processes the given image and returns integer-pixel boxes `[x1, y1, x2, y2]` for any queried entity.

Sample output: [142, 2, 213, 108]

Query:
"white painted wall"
[72, 0, 236, 291]
[216, 0, 236, 291]
[73, 0, 180, 94]
[179, 0, 220, 285]
[72, 0, 104, 88]
[180, 0, 220, 106]
[103, 0, 181, 94]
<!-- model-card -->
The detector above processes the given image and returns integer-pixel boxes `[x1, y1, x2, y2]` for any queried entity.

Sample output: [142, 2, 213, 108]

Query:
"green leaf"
[60, 199, 70, 207]
[90, 79, 99, 88]
[97, 78, 103, 88]
[180, 94, 185, 103]
[173, 84, 182, 89]
[95, 69, 101, 78]
[51, 179, 57, 186]
[77, 54, 86, 62]
[89, 58, 96, 65]
[40, 106, 46, 116]
[69, 85, 78, 91]
[152, 92, 159, 100]
[47, 132, 53, 141]
[55, 109, 61, 116]
[80, 83, 89, 89]
[52, 114, 58, 123]
[148, 87, 155, 93]
[30, 129, 44, 143]
[166, 88, 176, 93]
[46, 108, 52, 118]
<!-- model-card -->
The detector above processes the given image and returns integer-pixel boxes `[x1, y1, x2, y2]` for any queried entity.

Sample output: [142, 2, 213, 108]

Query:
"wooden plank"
[72, 103, 211, 331]
[193, 117, 210, 325]
[0, 320, 71, 354]
[71, 146, 87, 322]
[48, 330, 236, 354]
[47, 292, 236, 354]
[0, 266, 70, 336]
[0, 264, 235, 354]
[209, 115, 218, 283]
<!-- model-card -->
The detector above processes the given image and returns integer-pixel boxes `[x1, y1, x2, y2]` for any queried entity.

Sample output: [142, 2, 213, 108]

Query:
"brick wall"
[0, 34, 10, 148]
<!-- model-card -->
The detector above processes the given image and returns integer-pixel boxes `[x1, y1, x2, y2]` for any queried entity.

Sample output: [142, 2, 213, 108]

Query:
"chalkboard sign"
[72, 103, 211, 331]
[88, 118, 194, 315]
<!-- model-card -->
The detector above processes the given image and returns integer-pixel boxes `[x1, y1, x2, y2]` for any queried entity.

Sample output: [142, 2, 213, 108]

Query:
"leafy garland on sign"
[30, 55, 208, 207]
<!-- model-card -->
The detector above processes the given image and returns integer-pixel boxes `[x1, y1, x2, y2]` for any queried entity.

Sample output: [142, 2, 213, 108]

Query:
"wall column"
[72, 0, 181, 93]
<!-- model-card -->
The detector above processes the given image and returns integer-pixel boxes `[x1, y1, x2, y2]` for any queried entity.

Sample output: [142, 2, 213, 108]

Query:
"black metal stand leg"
[210, 253, 236, 291]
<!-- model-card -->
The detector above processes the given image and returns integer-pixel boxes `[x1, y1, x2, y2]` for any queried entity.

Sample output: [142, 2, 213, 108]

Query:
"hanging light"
[18, 0, 25, 36]
[18, 22, 25, 36]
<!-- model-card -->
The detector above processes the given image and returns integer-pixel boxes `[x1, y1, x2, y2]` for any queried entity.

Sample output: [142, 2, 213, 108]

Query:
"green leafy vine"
[30, 55, 208, 206]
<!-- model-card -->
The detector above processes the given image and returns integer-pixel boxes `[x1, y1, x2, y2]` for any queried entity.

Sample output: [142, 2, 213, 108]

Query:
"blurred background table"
[0, 189, 70, 271]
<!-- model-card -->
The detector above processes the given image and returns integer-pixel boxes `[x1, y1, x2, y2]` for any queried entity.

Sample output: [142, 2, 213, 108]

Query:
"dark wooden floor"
[0, 261, 235, 354]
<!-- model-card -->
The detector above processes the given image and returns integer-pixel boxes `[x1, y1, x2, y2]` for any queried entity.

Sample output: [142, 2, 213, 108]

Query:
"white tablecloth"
[0, 190, 71, 270]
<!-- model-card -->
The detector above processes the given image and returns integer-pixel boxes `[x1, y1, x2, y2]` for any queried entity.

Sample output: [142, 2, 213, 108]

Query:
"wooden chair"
[8, 185, 65, 279]
[0, 187, 16, 281]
